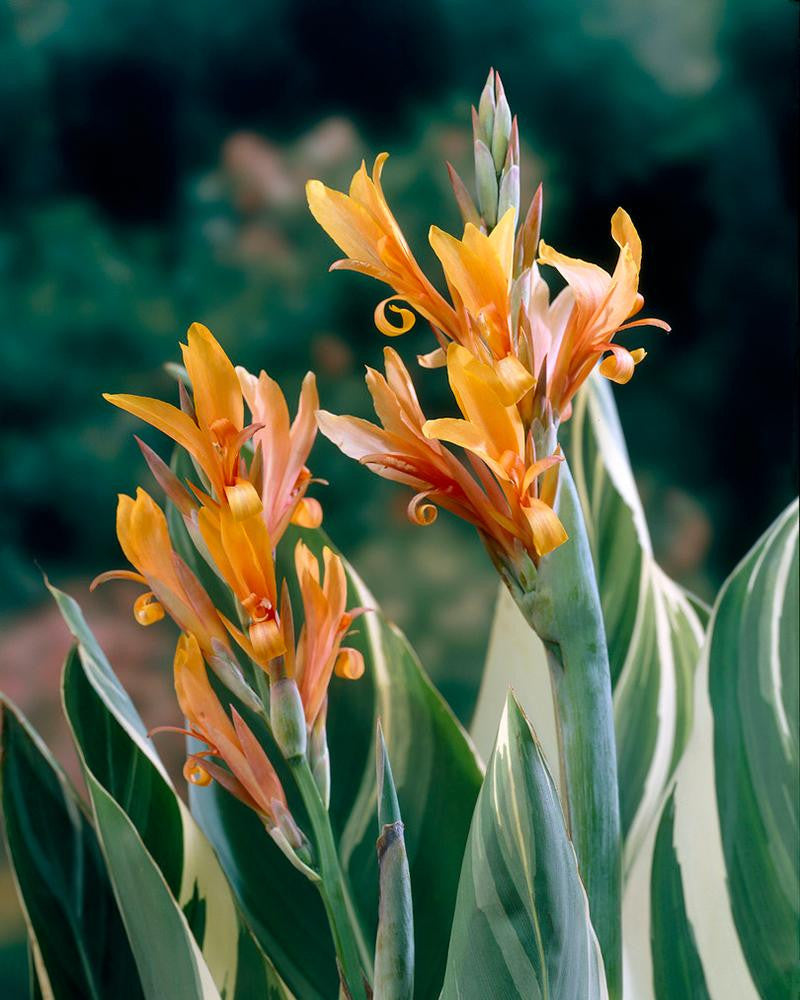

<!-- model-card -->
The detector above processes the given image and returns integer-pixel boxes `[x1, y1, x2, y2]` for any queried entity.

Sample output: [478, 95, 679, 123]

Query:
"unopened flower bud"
[270, 677, 307, 760]
[474, 140, 498, 228]
[477, 70, 496, 143]
[309, 708, 331, 809]
[491, 90, 512, 173]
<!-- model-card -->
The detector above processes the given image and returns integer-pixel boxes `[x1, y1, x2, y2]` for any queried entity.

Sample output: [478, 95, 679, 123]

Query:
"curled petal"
[374, 297, 417, 337]
[598, 343, 646, 384]
[334, 648, 365, 681]
[250, 619, 286, 665]
[183, 756, 212, 786]
[133, 591, 165, 626]
[408, 491, 439, 526]
[291, 497, 323, 528]
[224, 478, 263, 520]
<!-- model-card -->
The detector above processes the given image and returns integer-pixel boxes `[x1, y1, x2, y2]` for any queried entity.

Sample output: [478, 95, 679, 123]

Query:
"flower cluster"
[93, 323, 365, 846]
[307, 70, 668, 577]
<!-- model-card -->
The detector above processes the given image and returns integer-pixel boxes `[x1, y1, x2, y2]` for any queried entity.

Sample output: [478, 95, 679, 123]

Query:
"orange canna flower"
[317, 346, 566, 569]
[308, 150, 668, 423]
[236, 366, 323, 543]
[280, 541, 365, 729]
[196, 502, 286, 666]
[169, 633, 294, 835]
[535, 208, 671, 416]
[91, 488, 232, 656]
[306, 154, 459, 341]
[105, 323, 262, 520]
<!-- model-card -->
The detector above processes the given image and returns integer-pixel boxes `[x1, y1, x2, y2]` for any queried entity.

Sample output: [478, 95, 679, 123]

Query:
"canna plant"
[1, 71, 797, 1000]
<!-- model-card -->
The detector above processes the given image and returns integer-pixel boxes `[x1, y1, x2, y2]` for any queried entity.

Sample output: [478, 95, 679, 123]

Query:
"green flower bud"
[491, 90, 512, 173]
[270, 677, 307, 760]
[474, 139, 498, 228]
[309, 708, 331, 809]
[498, 164, 520, 228]
[477, 69, 496, 144]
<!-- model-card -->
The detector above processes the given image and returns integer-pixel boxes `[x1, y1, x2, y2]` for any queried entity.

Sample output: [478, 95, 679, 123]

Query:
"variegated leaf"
[471, 373, 706, 872]
[625, 498, 799, 998]
[0, 697, 142, 1000]
[51, 584, 292, 1000]
[442, 692, 608, 1000]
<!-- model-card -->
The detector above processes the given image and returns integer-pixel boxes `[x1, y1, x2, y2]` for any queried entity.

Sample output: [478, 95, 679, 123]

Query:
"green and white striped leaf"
[186, 524, 483, 1000]
[52, 585, 292, 1000]
[625, 498, 799, 999]
[568, 375, 706, 868]
[442, 692, 608, 1000]
[471, 373, 705, 870]
[0, 697, 142, 1000]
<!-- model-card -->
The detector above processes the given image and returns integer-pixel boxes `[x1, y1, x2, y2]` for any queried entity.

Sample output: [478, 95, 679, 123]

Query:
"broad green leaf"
[82, 765, 221, 1000]
[185, 523, 483, 1000]
[472, 374, 706, 871]
[625, 498, 799, 998]
[0, 697, 142, 1000]
[442, 692, 608, 1000]
[52, 586, 292, 1000]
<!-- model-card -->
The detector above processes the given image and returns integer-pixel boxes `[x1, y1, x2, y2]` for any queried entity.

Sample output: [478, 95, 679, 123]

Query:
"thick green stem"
[289, 756, 371, 999]
[509, 462, 622, 998]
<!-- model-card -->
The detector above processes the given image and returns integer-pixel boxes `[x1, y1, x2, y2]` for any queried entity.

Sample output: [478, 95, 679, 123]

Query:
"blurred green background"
[0, 0, 796, 990]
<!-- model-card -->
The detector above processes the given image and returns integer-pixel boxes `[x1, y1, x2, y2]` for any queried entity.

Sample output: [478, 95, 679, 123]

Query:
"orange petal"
[291, 497, 323, 528]
[181, 323, 244, 434]
[334, 648, 365, 680]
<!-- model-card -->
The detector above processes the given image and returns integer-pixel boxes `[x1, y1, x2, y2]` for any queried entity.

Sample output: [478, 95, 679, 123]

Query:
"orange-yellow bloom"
[105, 323, 262, 519]
[280, 542, 365, 729]
[91, 488, 232, 657]
[308, 153, 668, 422]
[535, 208, 671, 415]
[307, 154, 459, 339]
[237, 366, 322, 542]
[171, 633, 292, 830]
[197, 503, 286, 666]
[317, 346, 565, 568]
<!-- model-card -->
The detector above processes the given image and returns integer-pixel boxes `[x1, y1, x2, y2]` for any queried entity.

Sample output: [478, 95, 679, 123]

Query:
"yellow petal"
[374, 297, 417, 336]
[334, 648, 365, 680]
[523, 498, 568, 557]
[306, 179, 386, 267]
[610, 207, 642, 269]
[291, 497, 323, 528]
[493, 354, 536, 406]
[181, 323, 244, 433]
[105, 393, 219, 489]
[224, 478, 263, 520]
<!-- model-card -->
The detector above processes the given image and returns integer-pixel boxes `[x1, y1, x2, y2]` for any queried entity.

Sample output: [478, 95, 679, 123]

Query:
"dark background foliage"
[0, 0, 796, 987]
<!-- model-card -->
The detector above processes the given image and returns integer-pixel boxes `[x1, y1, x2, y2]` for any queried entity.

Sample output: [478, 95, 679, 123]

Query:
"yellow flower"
[91, 488, 234, 656]
[280, 542, 365, 730]
[317, 346, 566, 567]
[309, 150, 668, 423]
[306, 154, 459, 340]
[105, 323, 262, 519]
[536, 208, 670, 416]
[197, 503, 286, 666]
[236, 366, 322, 542]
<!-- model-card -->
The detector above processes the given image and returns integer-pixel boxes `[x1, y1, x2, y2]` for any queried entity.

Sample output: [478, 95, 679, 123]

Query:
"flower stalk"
[289, 755, 372, 1000]
[501, 461, 622, 998]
